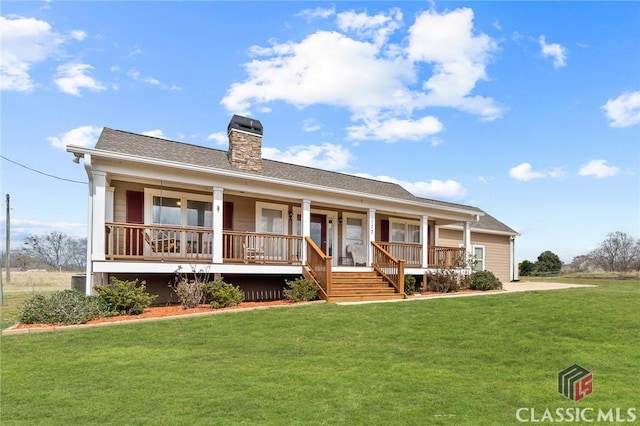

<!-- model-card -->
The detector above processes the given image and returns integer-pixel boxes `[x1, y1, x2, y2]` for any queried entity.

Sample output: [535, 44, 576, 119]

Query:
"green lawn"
[1, 278, 638, 425]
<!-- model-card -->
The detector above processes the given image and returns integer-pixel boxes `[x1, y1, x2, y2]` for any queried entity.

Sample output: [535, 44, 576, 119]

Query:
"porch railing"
[378, 243, 466, 268]
[303, 237, 331, 300]
[222, 231, 303, 264]
[371, 242, 404, 295]
[428, 246, 466, 268]
[105, 222, 213, 261]
[379, 242, 422, 267]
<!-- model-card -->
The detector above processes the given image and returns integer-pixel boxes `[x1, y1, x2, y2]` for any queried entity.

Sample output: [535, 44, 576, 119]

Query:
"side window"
[473, 246, 485, 271]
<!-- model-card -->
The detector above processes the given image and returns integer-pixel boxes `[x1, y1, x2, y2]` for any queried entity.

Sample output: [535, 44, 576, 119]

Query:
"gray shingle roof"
[96, 127, 418, 202]
[93, 127, 516, 234]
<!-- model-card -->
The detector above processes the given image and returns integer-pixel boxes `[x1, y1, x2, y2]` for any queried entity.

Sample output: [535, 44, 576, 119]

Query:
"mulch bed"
[14, 300, 293, 330]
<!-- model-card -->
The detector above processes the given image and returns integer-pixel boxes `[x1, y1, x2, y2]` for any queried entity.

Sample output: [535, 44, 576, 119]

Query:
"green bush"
[469, 270, 502, 291]
[19, 290, 107, 325]
[404, 275, 417, 295]
[204, 279, 244, 309]
[283, 277, 318, 302]
[95, 277, 157, 315]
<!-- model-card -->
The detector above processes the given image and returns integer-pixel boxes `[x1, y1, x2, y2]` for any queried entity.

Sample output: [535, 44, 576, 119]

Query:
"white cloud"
[346, 115, 443, 141]
[142, 130, 166, 139]
[221, 7, 503, 142]
[296, 6, 335, 21]
[0, 15, 63, 91]
[302, 118, 322, 132]
[48, 125, 102, 149]
[539, 35, 567, 68]
[509, 163, 545, 181]
[336, 8, 403, 47]
[127, 47, 142, 57]
[578, 159, 620, 178]
[54, 63, 107, 96]
[70, 30, 87, 41]
[206, 131, 227, 146]
[263, 143, 354, 171]
[356, 173, 468, 200]
[601, 91, 640, 128]
[430, 137, 443, 147]
[127, 69, 160, 85]
[407, 8, 503, 120]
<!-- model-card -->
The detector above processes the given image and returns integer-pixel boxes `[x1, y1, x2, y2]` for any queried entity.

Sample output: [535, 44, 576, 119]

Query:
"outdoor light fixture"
[288, 211, 293, 219]
[338, 217, 343, 224]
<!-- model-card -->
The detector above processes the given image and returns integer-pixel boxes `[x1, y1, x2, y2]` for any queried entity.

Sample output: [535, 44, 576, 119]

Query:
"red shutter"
[126, 191, 144, 255]
[381, 219, 389, 242]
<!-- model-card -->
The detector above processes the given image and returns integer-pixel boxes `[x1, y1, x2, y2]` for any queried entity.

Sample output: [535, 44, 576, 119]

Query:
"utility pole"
[5, 194, 10, 284]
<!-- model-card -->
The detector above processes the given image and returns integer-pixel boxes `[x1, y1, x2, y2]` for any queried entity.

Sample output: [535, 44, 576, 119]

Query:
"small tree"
[536, 250, 562, 274]
[22, 232, 86, 271]
[519, 260, 536, 276]
[589, 231, 640, 272]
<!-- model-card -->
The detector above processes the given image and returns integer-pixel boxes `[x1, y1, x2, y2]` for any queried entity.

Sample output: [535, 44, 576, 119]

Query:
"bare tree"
[22, 232, 86, 272]
[589, 231, 640, 272]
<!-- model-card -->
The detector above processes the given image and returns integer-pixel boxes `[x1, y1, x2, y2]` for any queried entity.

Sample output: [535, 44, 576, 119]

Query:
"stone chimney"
[227, 115, 263, 171]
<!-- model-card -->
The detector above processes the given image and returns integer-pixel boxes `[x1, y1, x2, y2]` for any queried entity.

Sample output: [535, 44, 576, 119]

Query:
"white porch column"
[91, 171, 107, 261]
[105, 187, 115, 222]
[421, 215, 429, 268]
[212, 187, 224, 263]
[367, 208, 375, 266]
[463, 221, 472, 267]
[510, 235, 518, 281]
[301, 200, 311, 262]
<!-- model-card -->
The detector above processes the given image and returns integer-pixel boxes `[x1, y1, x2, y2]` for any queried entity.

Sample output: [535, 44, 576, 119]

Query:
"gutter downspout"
[83, 154, 94, 295]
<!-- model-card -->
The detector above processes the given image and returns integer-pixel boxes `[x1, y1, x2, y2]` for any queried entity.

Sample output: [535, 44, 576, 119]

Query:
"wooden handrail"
[304, 237, 331, 300]
[371, 241, 404, 295]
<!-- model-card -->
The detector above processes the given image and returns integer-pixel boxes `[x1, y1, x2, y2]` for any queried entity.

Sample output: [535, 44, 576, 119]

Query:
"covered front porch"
[103, 222, 467, 269]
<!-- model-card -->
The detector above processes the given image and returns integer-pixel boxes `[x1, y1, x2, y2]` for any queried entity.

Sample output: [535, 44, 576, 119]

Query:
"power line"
[1, 155, 87, 185]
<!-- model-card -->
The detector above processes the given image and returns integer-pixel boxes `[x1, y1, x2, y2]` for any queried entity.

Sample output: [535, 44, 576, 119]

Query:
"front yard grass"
[1, 278, 638, 425]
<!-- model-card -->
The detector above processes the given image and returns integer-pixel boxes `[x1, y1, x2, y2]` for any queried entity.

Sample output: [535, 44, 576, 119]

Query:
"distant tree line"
[519, 231, 640, 276]
[2, 232, 86, 272]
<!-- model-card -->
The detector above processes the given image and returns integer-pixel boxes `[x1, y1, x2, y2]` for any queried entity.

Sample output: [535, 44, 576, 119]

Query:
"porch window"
[473, 245, 485, 271]
[390, 220, 421, 243]
[145, 189, 214, 256]
[261, 208, 283, 233]
[151, 195, 212, 228]
[187, 200, 213, 228]
[345, 217, 363, 246]
[153, 197, 181, 225]
[256, 202, 288, 234]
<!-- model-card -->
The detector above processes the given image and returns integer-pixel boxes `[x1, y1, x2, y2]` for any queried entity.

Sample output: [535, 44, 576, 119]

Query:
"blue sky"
[1, 1, 638, 264]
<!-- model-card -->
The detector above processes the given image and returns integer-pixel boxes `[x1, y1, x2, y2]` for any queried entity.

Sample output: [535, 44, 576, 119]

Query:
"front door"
[310, 214, 326, 253]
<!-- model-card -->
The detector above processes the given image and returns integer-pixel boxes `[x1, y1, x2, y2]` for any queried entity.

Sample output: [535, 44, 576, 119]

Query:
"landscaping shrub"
[19, 290, 107, 325]
[469, 270, 502, 291]
[404, 274, 417, 295]
[426, 269, 463, 293]
[95, 277, 157, 315]
[171, 277, 204, 308]
[170, 270, 205, 308]
[204, 279, 244, 309]
[283, 277, 318, 302]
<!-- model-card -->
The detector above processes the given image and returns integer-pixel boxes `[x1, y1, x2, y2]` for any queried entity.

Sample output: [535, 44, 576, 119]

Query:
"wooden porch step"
[328, 293, 406, 303]
[326, 270, 404, 302]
